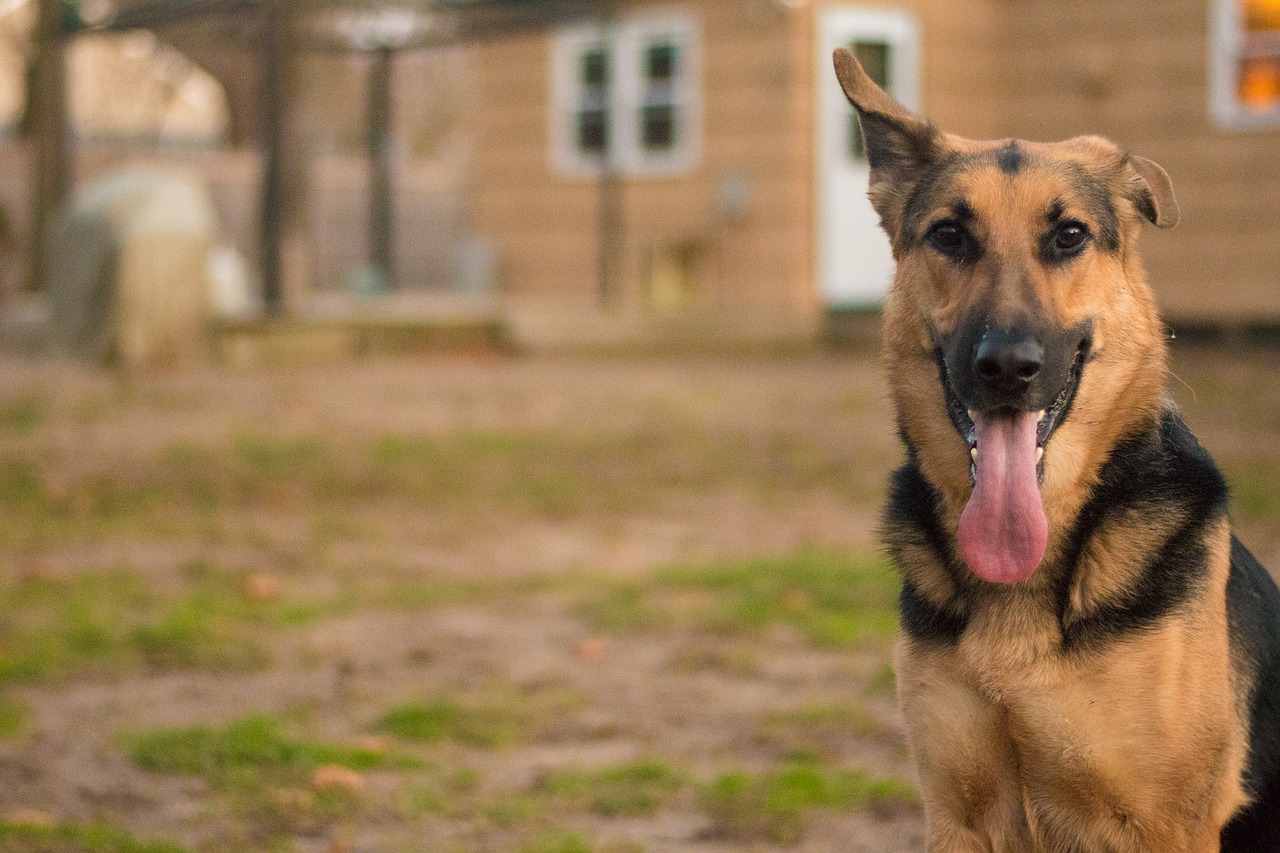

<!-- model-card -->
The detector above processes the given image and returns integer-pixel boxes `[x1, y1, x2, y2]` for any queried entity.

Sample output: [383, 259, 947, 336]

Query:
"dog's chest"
[936, 599, 1239, 846]
[954, 592, 1066, 700]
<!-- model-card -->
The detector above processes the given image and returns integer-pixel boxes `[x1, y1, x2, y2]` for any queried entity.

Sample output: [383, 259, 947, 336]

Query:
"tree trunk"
[26, 0, 68, 293]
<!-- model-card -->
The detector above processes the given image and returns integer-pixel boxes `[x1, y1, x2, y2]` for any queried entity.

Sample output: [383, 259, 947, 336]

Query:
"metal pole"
[367, 45, 394, 290]
[258, 0, 286, 317]
[27, 0, 69, 293]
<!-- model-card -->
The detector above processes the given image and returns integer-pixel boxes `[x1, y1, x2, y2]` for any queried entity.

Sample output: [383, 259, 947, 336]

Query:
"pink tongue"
[956, 411, 1048, 584]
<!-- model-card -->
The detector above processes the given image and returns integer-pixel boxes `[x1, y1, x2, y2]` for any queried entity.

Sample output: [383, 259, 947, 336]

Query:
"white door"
[817, 8, 920, 307]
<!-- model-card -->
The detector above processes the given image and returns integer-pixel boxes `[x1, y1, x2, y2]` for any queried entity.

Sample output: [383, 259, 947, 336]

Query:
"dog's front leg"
[896, 640, 1036, 852]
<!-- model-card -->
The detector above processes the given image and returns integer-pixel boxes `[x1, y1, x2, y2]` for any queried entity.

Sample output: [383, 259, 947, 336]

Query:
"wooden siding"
[467, 1, 810, 323]
[992, 0, 1280, 322]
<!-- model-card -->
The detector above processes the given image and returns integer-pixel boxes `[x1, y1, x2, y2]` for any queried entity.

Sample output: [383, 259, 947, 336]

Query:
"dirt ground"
[1, 344, 1279, 853]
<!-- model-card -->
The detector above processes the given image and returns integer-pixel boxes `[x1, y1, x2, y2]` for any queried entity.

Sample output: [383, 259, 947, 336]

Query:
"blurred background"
[0, 1, 1277, 851]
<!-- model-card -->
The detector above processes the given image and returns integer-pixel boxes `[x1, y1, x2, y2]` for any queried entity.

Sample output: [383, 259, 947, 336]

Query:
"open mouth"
[934, 339, 1089, 584]
[937, 342, 1087, 484]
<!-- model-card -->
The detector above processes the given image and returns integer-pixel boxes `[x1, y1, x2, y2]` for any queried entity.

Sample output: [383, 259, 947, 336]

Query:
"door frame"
[814, 6, 921, 308]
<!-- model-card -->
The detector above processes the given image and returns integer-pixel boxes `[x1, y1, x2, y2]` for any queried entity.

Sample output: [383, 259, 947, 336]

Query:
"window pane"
[854, 42, 892, 89]
[641, 104, 676, 151]
[1245, 0, 1280, 33]
[646, 43, 678, 81]
[1238, 55, 1280, 111]
[577, 109, 609, 154]
[582, 48, 609, 87]
[848, 41, 892, 160]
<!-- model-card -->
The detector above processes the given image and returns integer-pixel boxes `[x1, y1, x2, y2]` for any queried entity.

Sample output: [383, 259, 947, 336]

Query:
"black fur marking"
[1055, 161, 1120, 253]
[1130, 187, 1160, 226]
[1220, 535, 1280, 852]
[1054, 411, 1228, 652]
[901, 153, 966, 246]
[1123, 152, 1166, 227]
[900, 579, 968, 645]
[950, 199, 976, 223]
[857, 112, 939, 185]
[884, 460, 970, 645]
[996, 140, 1024, 175]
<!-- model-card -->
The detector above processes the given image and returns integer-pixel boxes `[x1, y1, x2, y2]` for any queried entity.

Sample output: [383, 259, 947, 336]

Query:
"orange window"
[1239, 0, 1280, 112]
[1213, 0, 1280, 126]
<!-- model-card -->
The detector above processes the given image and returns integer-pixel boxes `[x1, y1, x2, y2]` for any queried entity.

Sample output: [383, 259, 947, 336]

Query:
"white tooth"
[1036, 410, 1046, 422]
[1036, 447, 1044, 464]
[967, 409, 976, 421]
[971, 447, 978, 461]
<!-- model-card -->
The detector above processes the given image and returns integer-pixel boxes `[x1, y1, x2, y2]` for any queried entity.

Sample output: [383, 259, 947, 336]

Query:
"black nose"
[974, 329, 1043, 394]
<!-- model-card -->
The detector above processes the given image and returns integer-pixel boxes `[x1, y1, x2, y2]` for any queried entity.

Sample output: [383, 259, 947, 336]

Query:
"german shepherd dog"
[832, 50, 1280, 851]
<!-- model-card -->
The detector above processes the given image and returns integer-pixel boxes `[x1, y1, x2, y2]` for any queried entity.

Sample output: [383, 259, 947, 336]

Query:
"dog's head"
[833, 50, 1176, 585]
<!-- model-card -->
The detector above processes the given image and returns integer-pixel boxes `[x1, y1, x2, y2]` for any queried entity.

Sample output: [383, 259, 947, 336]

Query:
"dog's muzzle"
[938, 318, 1092, 473]
[935, 318, 1092, 584]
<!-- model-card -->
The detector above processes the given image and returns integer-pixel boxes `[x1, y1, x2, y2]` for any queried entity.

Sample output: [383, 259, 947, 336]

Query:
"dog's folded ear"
[1126, 154, 1180, 229]
[833, 48, 940, 228]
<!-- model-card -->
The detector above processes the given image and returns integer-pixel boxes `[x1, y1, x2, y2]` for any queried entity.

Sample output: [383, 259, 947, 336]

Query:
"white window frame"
[1210, 0, 1280, 129]
[550, 11, 701, 178]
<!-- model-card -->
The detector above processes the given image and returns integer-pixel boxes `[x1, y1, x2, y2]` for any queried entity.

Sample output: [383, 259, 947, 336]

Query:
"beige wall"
[467, 1, 813, 329]
[991, 0, 1280, 323]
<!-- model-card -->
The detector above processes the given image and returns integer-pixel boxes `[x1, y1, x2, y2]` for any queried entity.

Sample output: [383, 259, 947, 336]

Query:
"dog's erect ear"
[1126, 154, 1179, 229]
[832, 48, 939, 196]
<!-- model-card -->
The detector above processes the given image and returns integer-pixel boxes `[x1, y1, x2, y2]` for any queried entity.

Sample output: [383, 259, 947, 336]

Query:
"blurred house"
[2, 0, 1279, 350]
[466, 0, 1280, 343]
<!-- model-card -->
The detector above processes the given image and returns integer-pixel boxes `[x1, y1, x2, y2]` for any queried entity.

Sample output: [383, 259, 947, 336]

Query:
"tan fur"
[1065, 507, 1189, 630]
[897, 522, 1246, 853]
[834, 49, 1250, 851]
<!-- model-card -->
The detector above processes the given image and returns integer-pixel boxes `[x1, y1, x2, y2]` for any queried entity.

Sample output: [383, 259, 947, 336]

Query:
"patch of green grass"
[0, 571, 151, 683]
[124, 713, 420, 844]
[574, 550, 900, 649]
[0, 820, 188, 853]
[1228, 469, 1280, 523]
[0, 456, 193, 547]
[700, 759, 917, 843]
[124, 714, 418, 787]
[0, 460, 43, 511]
[519, 832, 594, 853]
[479, 792, 546, 830]
[758, 704, 882, 760]
[0, 395, 44, 435]
[232, 435, 329, 480]
[0, 412, 884, 548]
[0, 556, 554, 688]
[0, 697, 28, 740]
[0, 567, 283, 685]
[868, 661, 897, 695]
[394, 766, 481, 819]
[371, 685, 586, 751]
[372, 699, 529, 749]
[127, 573, 271, 672]
[539, 759, 687, 817]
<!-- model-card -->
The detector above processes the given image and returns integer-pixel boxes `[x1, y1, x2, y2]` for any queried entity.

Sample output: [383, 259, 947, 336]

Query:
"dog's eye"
[1054, 222, 1090, 252]
[928, 222, 966, 253]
